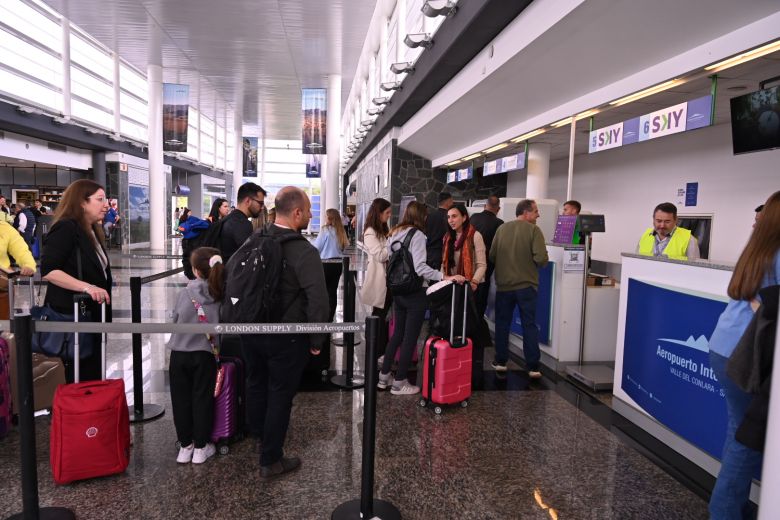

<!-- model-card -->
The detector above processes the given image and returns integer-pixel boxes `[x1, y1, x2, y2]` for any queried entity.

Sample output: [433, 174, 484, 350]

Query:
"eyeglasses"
[250, 197, 265, 207]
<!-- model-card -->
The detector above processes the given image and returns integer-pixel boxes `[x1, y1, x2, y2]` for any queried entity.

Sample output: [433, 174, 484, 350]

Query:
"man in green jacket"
[489, 199, 549, 378]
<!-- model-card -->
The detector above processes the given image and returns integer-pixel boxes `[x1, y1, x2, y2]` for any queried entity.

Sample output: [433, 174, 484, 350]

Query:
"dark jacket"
[41, 219, 113, 316]
[469, 210, 504, 262]
[219, 209, 253, 260]
[425, 207, 449, 270]
[728, 285, 778, 451]
[267, 224, 330, 349]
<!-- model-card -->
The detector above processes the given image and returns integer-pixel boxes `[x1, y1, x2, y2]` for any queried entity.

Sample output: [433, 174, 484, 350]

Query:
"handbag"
[30, 246, 95, 360]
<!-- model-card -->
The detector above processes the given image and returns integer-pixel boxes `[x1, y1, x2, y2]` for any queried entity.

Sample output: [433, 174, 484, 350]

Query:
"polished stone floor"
[0, 242, 710, 519]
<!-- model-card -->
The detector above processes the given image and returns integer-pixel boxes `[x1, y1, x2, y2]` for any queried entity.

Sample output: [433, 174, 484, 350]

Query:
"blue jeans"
[709, 352, 762, 520]
[494, 287, 539, 370]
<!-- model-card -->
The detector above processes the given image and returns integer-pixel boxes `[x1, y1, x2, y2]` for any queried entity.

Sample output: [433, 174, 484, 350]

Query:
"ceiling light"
[422, 0, 457, 17]
[461, 152, 481, 161]
[705, 40, 780, 72]
[52, 115, 70, 125]
[510, 129, 546, 143]
[380, 81, 403, 92]
[445, 159, 462, 166]
[551, 117, 572, 128]
[367, 107, 384, 116]
[372, 96, 390, 106]
[404, 33, 433, 49]
[482, 143, 509, 154]
[390, 62, 415, 74]
[574, 109, 599, 120]
[609, 79, 683, 107]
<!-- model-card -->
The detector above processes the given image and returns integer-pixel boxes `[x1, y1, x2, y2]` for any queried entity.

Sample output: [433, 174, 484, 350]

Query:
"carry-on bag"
[211, 355, 245, 454]
[50, 296, 130, 484]
[419, 282, 472, 414]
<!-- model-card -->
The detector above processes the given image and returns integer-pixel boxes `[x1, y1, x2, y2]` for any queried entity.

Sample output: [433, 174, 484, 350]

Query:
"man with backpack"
[228, 186, 329, 480]
[218, 182, 266, 261]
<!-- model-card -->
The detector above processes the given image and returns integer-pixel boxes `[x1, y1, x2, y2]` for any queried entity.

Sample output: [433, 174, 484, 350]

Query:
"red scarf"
[442, 225, 476, 279]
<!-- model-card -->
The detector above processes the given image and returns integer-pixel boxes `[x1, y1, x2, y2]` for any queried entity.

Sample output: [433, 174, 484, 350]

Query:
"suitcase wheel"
[218, 444, 230, 456]
[434, 406, 443, 415]
[418, 398, 427, 408]
[461, 400, 469, 408]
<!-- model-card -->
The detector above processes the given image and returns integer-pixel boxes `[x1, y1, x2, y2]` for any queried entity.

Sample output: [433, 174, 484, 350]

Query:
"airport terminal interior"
[0, 0, 779, 519]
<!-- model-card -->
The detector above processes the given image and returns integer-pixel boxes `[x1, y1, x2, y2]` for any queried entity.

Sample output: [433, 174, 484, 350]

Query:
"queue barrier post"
[331, 261, 365, 389]
[128, 276, 165, 423]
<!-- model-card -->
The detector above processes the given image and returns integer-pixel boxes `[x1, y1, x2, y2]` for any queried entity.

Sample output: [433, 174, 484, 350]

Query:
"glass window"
[71, 98, 113, 129]
[71, 67, 113, 109]
[119, 91, 147, 127]
[70, 31, 113, 82]
[120, 117, 147, 142]
[120, 63, 147, 99]
[0, 68, 62, 110]
[0, 28, 61, 88]
[387, 12, 398, 82]
[0, 0, 61, 52]
[200, 115, 214, 137]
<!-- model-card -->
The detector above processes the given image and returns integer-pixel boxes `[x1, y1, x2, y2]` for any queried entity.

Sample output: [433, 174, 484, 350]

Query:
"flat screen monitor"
[578, 214, 605, 234]
[730, 85, 780, 155]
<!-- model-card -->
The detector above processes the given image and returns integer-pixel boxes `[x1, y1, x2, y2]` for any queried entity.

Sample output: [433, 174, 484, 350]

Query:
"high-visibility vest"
[638, 227, 692, 259]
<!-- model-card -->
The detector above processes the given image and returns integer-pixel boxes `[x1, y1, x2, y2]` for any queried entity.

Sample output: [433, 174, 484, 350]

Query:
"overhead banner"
[242, 137, 258, 177]
[162, 83, 189, 152]
[302, 88, 327, 154]
[483, 152, 527, 177]
[589, 94, 712, 154]
[306, 155, 322, 178]
[447, 165, 473, 183]
[622, 278, 727, 458]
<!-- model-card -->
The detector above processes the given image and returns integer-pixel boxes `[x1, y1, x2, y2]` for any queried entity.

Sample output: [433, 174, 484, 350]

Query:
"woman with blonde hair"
[41, 179, 112, 382]
[708, 190, 780, 519]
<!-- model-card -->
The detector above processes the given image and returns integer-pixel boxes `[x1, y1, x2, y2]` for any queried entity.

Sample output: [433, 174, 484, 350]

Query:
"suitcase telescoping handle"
[448, 281, 469, 346]
[73, 294, 107, 383]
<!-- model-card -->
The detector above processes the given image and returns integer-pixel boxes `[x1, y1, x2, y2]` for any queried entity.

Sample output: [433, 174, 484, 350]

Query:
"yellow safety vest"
[638, 227, 692, 260]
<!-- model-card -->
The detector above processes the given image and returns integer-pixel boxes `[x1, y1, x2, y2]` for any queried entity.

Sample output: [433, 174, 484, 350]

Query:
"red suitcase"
[419, 283, 472, 414]
[210, 356, 245, 454]
[50, 301, 130, 484]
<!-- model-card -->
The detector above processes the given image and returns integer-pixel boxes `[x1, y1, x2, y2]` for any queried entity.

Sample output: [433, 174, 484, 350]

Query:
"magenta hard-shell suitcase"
[419, 283, 472, 414]
[210, 356, 244, 454]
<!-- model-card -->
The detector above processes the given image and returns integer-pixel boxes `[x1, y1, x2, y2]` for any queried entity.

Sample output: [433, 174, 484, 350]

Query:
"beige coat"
[359, 227, 389, 309]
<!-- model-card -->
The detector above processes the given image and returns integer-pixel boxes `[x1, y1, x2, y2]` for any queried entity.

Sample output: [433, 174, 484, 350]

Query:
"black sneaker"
[491, 361, 508, 372]
[260, 456, 301, 481]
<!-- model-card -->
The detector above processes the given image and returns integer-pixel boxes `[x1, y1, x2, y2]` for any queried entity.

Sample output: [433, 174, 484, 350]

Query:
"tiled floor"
[0, 242, 711, 519]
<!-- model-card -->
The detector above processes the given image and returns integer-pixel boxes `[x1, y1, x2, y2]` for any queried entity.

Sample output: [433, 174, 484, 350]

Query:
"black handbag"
[30, 246, 95, 360]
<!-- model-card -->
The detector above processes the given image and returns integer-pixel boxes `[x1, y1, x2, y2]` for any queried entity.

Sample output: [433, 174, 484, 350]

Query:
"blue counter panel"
[508, 262, 554, 345]
[623, 278, 727, 458]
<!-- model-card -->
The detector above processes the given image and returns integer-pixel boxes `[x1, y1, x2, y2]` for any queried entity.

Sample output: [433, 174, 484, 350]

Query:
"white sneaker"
[177, 444, 194, 464]
[192, 443, 216, 464]
[377, 371, 394, 390]
[529, 370, 543, 379]
[390, 379, 420, 395]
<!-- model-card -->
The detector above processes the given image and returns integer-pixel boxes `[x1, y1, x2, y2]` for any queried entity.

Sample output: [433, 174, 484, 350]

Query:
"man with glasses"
[220, 182, 266, 261]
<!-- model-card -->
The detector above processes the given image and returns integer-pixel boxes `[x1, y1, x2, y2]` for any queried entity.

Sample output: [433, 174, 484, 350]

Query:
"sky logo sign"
[588, 121, 624, 153]
[639, 101, 688, 141]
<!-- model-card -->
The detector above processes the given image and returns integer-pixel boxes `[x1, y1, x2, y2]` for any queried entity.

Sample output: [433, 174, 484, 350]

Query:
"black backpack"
[386, 228, 422, 295]
[220, 229, 306, 323]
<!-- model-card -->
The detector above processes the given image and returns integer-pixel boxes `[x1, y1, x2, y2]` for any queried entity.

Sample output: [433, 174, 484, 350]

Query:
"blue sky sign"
[589, 95, 712, 154]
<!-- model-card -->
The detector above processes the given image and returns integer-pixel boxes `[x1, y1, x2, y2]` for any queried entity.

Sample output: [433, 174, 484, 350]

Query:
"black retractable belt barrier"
[331, 316, 401, 520]
[331, 257, 365, 389]
[128, 276, 165, 423]
[5, 313, 76, 520]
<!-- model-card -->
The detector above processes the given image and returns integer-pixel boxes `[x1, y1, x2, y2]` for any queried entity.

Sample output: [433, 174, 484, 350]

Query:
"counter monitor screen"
[730, 85, 780, 155]
[578, 214, 605, 234]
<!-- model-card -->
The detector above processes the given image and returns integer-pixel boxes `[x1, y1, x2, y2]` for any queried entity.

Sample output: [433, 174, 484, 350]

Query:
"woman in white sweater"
[359, 198, 392, 351]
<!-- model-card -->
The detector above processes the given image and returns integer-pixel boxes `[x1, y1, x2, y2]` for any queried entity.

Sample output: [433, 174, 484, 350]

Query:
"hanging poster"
[162, 83, 189, 152]
[302, 88, 327, 154]
[243, 137, 258, 177]
[306, 155, 322, 178]
[128, 185, 150, 242]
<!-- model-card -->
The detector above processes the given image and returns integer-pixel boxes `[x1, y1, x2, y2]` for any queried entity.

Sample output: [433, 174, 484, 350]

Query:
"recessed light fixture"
[404, 33, 433, 49]
[551, 117, 572, 128]
[461, 152, 481, 161]
[510, 128, 546, 143]
[609, 79, 683, 107]
[445, 159, 462, 167]
[482, 143, 509, 154]
[390, 62, 415, 75]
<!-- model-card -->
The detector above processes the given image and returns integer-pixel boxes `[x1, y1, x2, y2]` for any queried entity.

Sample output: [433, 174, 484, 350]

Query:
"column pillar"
[232, 109, 243, 204]
[325, 74, 342, 220]
[147, 64, 165, 250]
[526, 143, 551, 200]
[92, 151, 106, 189]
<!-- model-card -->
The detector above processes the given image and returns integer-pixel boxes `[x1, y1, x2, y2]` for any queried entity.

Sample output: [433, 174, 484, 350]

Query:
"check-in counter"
[487, 243, 620, 368]
[613, 253, 759, 494]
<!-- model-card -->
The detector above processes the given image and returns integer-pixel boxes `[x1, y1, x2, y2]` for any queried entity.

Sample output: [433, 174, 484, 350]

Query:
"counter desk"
[613, 253, 759, 496]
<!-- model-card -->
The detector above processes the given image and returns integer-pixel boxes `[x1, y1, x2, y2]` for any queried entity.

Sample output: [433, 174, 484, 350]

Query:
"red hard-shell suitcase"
[50, 300, 130, 484]
[420, 283, 472, 414]
[210, 356, 245, 454]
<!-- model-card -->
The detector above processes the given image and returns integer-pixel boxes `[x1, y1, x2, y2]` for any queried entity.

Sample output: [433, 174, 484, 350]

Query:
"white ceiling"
[397, 0, 780, 165]
[41, 0, 378, 139]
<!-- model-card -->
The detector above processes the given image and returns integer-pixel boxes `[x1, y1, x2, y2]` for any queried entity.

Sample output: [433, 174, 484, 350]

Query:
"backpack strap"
[391, 228, 417, 251]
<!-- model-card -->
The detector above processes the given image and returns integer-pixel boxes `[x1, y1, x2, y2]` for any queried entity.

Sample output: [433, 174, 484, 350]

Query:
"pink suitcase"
[211, 356, 244, 454]
[419, 284, 472, 414]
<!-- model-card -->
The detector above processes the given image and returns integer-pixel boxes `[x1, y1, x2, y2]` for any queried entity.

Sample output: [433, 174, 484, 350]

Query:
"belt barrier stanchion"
[128, 276, 165, 423]
[332, 257, 351, 347]
[331, 265, 365, 389]
[5, 313, 76, 520]
[332, 316, 401, 520]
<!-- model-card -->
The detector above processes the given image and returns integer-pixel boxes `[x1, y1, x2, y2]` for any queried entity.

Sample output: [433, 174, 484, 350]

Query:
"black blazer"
[41, 218, 113, 316]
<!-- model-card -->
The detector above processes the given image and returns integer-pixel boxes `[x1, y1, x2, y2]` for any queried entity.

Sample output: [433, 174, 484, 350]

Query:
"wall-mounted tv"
[730, 85, 780, 155]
